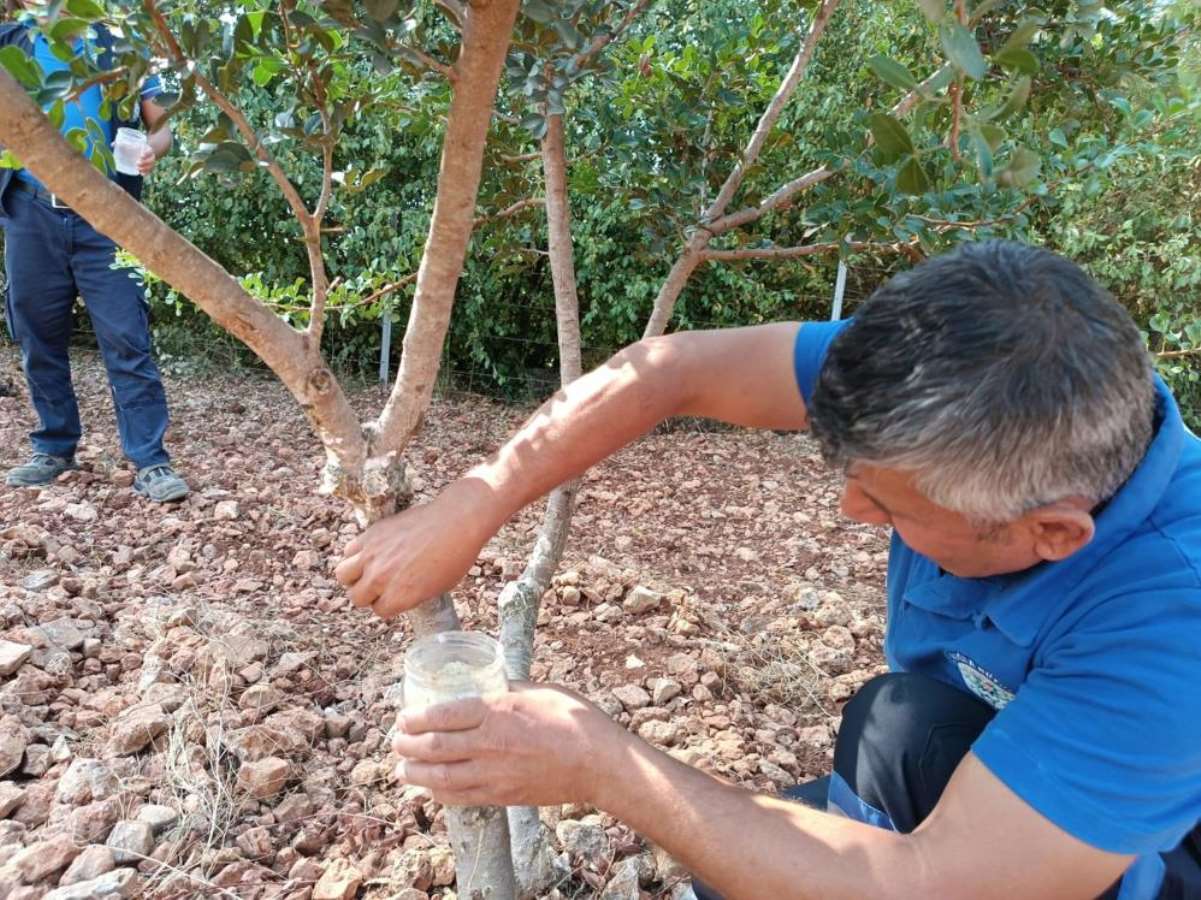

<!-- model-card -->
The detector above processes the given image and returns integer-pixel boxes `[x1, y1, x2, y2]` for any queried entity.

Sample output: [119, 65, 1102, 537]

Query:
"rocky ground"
[0, 347, 889, 899]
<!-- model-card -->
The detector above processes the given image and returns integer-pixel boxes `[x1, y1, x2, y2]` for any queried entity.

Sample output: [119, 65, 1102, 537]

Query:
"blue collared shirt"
[795, 319, 1201, 896]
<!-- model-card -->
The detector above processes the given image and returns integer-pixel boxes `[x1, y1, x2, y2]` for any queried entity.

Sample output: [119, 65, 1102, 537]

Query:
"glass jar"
[403, 632, 508, 710]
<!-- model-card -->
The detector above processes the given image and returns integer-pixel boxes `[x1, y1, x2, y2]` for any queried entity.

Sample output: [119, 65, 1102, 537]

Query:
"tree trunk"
[497, 112, 584, 898]
[372, 0, 523, 459]
[1, 2, 523, 886]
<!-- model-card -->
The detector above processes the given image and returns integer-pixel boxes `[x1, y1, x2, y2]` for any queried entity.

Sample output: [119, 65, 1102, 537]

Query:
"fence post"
[379, 304, 393, 386]
[831, 259, 848, 321]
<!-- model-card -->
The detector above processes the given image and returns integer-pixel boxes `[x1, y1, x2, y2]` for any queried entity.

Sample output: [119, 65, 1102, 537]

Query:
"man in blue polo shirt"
[1, 3, 188, 501]
[336, 241, 1200, 898]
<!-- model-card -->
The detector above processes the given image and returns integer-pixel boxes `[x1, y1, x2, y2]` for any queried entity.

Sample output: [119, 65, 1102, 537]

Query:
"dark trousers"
[694, 672, 1201, 899]
[2, 186, 170, 469]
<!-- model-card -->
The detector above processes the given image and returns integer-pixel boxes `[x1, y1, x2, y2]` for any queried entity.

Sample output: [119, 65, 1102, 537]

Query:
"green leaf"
[994, 47, 1039, 75]
[0, 45, 42, 89]
[979, 123, 1006, 151]
[992, 75, 1032, 121]
[48, 18, 90, 43]
[552, 19, 583, 50]
[47, 99, 65, 129]
[868, 112, 914, 163]
[916, 0, 946, 24]
[252, 58, 284, 87]
[867, 55, 918, 90]
[997, 146, 1040, 187]
[202, 141, 254, 174]
[939, 21, 988, 80]
[971, 127, 994, 176]
[522, 0, 558, 24]
[1048, 127, 1068, 148]
[65, 0, 105, 21]
[64, 126, 88, 153]
[365, 0, 400, 21]
[897, 156, 931, 194]
[520, 113, 548, 140]
[924, 65, 955, 95]
[1000, 18, 1041, 53]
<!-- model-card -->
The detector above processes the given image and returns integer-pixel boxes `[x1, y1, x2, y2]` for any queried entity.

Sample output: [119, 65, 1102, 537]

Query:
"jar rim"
[404, 631, 504, 674]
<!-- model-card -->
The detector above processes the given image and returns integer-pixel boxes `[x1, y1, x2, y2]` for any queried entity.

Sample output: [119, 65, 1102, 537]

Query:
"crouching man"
[337, 241, 1201, 899]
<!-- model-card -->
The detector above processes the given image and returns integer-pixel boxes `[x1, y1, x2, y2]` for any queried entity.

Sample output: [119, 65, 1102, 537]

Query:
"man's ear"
[1023, 501, 1096, 563]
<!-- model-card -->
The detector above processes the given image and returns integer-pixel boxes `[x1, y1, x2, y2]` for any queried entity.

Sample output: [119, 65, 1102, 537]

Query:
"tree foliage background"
[2, 0, 1198, 424]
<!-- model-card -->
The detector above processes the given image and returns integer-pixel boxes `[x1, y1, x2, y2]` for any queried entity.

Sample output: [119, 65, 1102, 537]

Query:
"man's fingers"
[344, 534, 364, 557]
[395, 759, 484, 794]
[399, 697, 489, 735]
[391, 728, 480, 763]
[333, 552, 364, 587]
[348, 578, 380, 609]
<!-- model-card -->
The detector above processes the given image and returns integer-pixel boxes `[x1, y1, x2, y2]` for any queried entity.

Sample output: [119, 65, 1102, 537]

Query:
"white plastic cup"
[112, 127, 148, 176]
[402, 632, 508, 710]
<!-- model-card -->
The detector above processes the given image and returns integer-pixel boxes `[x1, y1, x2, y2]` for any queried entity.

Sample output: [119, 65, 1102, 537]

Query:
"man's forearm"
[462, 322, 808, 535]
[593, 733, 919, 900]
[462, 336, 691, 534]
[147, 125, 171, 159]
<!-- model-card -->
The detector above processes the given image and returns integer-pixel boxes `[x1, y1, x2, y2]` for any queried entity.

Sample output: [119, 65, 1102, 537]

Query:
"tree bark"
[496, 112, 584, 898]
[372, 0, 523, 458]
[444, 805, 518, 900]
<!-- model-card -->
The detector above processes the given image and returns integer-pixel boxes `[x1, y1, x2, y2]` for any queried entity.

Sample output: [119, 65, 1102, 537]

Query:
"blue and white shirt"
[16, 22, 162, 191]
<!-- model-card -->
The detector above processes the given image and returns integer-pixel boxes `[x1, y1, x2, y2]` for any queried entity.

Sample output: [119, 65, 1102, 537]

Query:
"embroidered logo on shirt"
[946, 651, 1015, 710]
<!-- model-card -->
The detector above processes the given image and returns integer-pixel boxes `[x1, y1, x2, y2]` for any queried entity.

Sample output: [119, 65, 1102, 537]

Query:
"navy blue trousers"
[694, 673, 1201, 899]
[2, 186, 170, 469]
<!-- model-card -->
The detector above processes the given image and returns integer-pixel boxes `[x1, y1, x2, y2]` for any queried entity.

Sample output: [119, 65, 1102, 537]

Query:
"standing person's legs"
[68, 215, 170, 470]
[3, 191, 83, 462]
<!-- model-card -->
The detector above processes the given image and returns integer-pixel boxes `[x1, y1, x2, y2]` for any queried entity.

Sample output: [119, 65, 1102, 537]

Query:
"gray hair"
[810, 240, 1156, 524]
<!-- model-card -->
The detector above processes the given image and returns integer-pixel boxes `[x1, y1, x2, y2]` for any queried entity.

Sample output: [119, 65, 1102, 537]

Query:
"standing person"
[337, 241, 1201, 898]
[1, 3, 188, 501]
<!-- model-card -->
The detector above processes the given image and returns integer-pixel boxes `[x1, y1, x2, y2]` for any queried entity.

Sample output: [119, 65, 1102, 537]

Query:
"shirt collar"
[978, 376, 1184, 646]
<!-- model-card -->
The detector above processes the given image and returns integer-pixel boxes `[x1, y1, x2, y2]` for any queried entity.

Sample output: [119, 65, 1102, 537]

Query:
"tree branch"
[372, 0, 523, 457]
[306, 115, 335, 344]
[1157, 346, 1201, 360]
[573, 0, 653, 70]
[500, 151, 541, 163]
[702, 241, 846, 261]
[143, 0, 313, 229]
[435, 0, 466, 29]
[709, 63, 954, 235]
[949, 0, 967, 162]
[703, 0, 840, 225]
[0, 67, 366, 479]
[701, 239, 912, 262]
[64, 66, 130, 102]
[949, 76, 963, 161]
[403, 44, 457, 81]
[473, 196, 546, 226]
